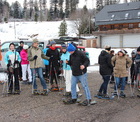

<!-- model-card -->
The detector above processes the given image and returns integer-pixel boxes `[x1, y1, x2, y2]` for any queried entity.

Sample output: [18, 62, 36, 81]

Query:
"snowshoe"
[119, 92, 126, 98]
[14, 90, 20, 95]
[7, 90, 13, 94]
[97, 92, 103, 96]
[33, 90, 40, 95]
[112, 91, 118, 96]
[50, 87, 59, 92]
[78, 99, 97, 106]
[94, 95, 114, 100]
[63, 98, 77, 104]
[40, 90, 48, 96]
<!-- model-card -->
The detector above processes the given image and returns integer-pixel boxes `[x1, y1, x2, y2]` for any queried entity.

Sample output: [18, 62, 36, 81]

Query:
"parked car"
[0, 39, 49, 70]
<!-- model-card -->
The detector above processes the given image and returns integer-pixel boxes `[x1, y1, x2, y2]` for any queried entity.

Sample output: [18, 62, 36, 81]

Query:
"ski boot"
[40, 90, 48, 96]
[33, 89, 40, 95]
[119, 91, 126, 98]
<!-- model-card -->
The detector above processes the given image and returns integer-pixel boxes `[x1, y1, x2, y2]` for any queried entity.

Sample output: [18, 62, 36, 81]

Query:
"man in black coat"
[64, 43, 96, 106]
[46, 41, 60, 91]
[97, 46, 113, 98]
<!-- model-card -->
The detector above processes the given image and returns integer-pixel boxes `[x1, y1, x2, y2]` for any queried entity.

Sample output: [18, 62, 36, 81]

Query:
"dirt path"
[0, 71, 140, 122]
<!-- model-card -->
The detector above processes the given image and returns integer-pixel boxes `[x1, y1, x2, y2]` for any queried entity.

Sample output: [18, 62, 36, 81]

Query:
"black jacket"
[68, 50, 90, 76]
[46, 48, 60, 71]
[98, 50, 113, 75]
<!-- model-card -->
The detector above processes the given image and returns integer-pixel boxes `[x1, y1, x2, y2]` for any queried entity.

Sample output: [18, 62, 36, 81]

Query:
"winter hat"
[104, 45, 111, 51]
[67, 44, 76, 52]
[61, 44, 67, 49]
[50, 40, 56, 46]
[137, 46, 140, 52]
[119, 49, 126, 54]
[32, 38, 39, 43]
[23, 45, 29, 50]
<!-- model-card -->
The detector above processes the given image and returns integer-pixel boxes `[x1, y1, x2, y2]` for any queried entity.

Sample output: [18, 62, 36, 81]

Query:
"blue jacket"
[4, 50, 21, 67]
[43, 48, 49, 65]
[60, 51, 71, 70]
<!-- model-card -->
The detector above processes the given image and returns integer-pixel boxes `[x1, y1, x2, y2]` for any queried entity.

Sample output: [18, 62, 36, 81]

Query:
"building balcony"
[93, 28, 140, 35]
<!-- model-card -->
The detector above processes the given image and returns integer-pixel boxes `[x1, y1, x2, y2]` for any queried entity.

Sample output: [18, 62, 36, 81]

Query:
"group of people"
[97, 45, 140, 98]
[2, 38, 140, 106]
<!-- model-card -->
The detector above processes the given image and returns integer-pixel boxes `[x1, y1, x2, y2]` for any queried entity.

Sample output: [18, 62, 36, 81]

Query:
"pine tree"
[58, 0, 64, 19]
[59, 20, 67, 36]
[65, 0, 70, 18]
[34, 0, 39, 22]
[13, 1, 21, 18]
[0, 0, 3, 22]
[42, 0, 47, 21]
[23, 0, 28, 20]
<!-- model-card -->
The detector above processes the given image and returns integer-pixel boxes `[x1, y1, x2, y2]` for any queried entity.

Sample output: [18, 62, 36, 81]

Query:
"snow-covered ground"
[0, 21, 78, 43]
[0, 21, 135, 72]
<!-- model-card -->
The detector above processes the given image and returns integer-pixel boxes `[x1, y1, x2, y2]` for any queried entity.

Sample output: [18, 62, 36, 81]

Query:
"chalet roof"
[95, 2, 140, 26]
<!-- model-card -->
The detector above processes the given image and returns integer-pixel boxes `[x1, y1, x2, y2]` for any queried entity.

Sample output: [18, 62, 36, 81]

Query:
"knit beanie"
[61, 44, 67, 49]
[104, 45, 111, 51]
[67, 44, 76, 52]
[23, 45, 29, 50]
[137, 46, 140, 52]
[50, 40, 56, 46]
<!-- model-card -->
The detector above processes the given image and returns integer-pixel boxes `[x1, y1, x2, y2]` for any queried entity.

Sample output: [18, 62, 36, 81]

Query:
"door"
[101, 35, 120, 48]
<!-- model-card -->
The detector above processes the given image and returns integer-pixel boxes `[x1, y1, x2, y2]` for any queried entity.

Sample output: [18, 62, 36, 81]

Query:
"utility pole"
[14, 20, 16, 39]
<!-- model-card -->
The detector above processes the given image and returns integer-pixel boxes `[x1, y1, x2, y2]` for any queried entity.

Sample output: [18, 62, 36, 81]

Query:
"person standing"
[64, 43, 96, 106]
[135, 46, 140, 91]
[97, 46, 113, 98]
[28, 39, 50, 95]
[16, 41, 24, 81]
[60, 44, 80, 96]
[112, 49, 132, 97]
[110, 50, 115, 84]
[43, 45, 50, 81]
[4, 43, 21, 94]
[46, 41, 60, 91]
[20, 45, 32, 84]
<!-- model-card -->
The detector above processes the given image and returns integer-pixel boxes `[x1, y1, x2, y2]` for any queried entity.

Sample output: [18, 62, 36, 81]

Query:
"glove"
[14, 60, 19, 64]
[7, 60, 11, 67]
[33, 55, 38, 60]
[50, 55, 53, 60]
[60, 60, 63, 64]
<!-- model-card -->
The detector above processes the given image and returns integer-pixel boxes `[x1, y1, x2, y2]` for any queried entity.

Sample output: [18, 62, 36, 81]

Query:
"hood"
[100, 50, 108, 56]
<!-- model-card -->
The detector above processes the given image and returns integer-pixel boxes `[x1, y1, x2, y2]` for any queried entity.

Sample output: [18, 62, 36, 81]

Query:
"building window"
[129, 24, 133, 29]
[111, 25, 114, 29]
[138, 12, 140, 18]
[111, 14, 115, 21]
[125, 13, 129, 19]
[119, 24, 123, 29]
